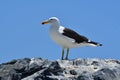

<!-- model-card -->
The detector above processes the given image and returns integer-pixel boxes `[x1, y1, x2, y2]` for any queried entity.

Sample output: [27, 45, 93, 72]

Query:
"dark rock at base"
[0, 58, 120, 80]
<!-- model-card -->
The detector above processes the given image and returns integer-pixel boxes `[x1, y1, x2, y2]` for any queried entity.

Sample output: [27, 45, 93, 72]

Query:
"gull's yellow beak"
[41, 20, 49, 25]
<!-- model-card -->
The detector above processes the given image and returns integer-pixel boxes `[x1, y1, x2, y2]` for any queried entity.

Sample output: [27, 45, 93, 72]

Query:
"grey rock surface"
[0, 58, 120, 80]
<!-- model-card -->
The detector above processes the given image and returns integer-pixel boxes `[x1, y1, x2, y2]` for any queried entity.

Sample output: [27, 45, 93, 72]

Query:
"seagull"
[41, 17, 102, 60]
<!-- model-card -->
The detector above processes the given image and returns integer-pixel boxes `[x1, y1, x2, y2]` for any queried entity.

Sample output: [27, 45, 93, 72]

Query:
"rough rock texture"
[0, 58, 120, 80]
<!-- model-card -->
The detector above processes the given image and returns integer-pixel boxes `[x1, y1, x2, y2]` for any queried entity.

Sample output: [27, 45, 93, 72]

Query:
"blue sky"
[0, 0, 120, 63]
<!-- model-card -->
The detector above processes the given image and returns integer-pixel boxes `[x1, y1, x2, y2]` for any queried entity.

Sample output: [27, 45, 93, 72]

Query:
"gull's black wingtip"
[88, 41, 103, 46]
[98, 43, 103, 46]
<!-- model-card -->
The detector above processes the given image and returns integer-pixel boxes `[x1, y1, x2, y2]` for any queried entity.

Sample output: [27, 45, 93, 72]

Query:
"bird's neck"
[50, 23, 60, 30]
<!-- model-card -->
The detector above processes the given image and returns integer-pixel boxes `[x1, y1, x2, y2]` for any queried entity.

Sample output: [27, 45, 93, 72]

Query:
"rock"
[0, 58, 120, 80]
[70, 70, 77, 75]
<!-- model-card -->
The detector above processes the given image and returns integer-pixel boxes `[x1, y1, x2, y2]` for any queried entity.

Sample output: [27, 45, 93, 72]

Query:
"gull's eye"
[50, 19, 54, 20]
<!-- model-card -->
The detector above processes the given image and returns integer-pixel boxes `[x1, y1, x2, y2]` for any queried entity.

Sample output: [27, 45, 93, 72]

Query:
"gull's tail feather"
[88, 40, 102, 46]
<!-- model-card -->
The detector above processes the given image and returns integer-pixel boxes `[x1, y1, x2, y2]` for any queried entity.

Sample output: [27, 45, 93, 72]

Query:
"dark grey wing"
[62, 28, 88, 43]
